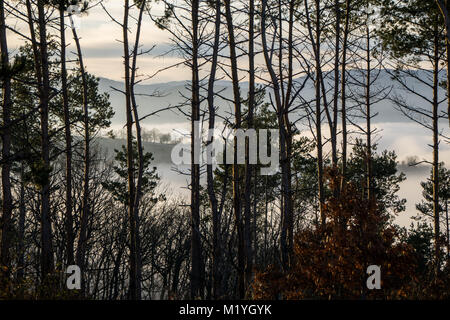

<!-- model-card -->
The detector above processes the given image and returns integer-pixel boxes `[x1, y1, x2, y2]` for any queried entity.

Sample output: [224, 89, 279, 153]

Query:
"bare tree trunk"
[122, 0, 138, 300]
[25, 0, 46, 285]
[365, 23, 372, 201]
[0, 0, 13, 279]
[446, 200, 449, 261]
[432, 28, 441, 280]
[436, 0, 450, 128]
[341, 0, 350, 182]
[59, 5, 75, 267]
[261, 0, 292, 270]
[332, 0, 340, 169]
[130, 0, 147, 300]
[37, 0, 54, 288]
[284, 0, 295, 268]
[264, 176, 268, 266]
[70, 15, 91, 296]
[112, 217, 127, 300]
[244, 0, 255, 292]
[25, 0, 42, 89]
[447, 38, 450, 130]
[315, 2, 325, 226]
[305, 0, 325, 225]
[224, 0, 245, 298]
[205, 0, 222, 299]
[190, 0, 203, 300]
[17, 165, 26, 282]
[277, 0, 290, 272]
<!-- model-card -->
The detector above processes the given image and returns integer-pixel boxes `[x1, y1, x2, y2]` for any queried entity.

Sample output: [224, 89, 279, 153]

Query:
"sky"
[74, 1, 189, 82]
[7, 1, 190, 83]
[6, 0, 300, 85]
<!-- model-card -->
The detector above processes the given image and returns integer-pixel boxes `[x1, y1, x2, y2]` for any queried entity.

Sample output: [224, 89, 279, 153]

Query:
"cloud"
[377, 122, 450, 162]
[83, 56, 190, 83]
[6, 1, 181, 82]
[74, 42, 174, 59]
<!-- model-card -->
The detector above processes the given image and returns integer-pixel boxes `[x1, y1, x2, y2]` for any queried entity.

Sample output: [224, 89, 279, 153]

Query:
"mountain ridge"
[97, 68, 447, 132]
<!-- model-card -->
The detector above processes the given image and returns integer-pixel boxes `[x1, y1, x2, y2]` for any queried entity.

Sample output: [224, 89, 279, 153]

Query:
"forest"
[1, 0, 450, 300]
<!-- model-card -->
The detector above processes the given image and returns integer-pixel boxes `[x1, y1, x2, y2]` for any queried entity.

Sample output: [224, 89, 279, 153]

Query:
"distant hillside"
[94, 137, 175, 164]
[98, 69, 447, 132]
[92, 137, 437, 176]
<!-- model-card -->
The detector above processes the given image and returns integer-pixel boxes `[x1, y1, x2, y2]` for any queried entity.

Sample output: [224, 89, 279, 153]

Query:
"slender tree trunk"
[261, 0, 291, 270]
[17, 165, 26, 282]
[130, 0, 147, 300]
[276, 1, 290, 272]
[365, 23, 372, 201]
[432, 28, 441, 280]
[316, 9, 325, 226]
[447, 38, 450, 130]
[224, 0, 245, 298]
[25, 0, 42, 92]
[446, 200, 449, 260]
[284, 0, 295, 266]
[37, 0, 54, 288]
[112, 217, 127, 300]
[71, 16, 90, 295]
[341, 0, 350, 182]
[264, 176, 268, 266]
[278, 0, 295, 269]
[59, 6, 75, 267]
[25, 0, 47, 285]
[122, 0, 138, 300]
[206, 0, 222, 299]
[332, 0, 340, 169]
[253, 167, 257, 266]
[244, 0, 255, 292]
[190, 0, 203, 299]
[306, 0, 325, 225]
[436, 0, 450, 128]
[0, 0, 13, 279]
